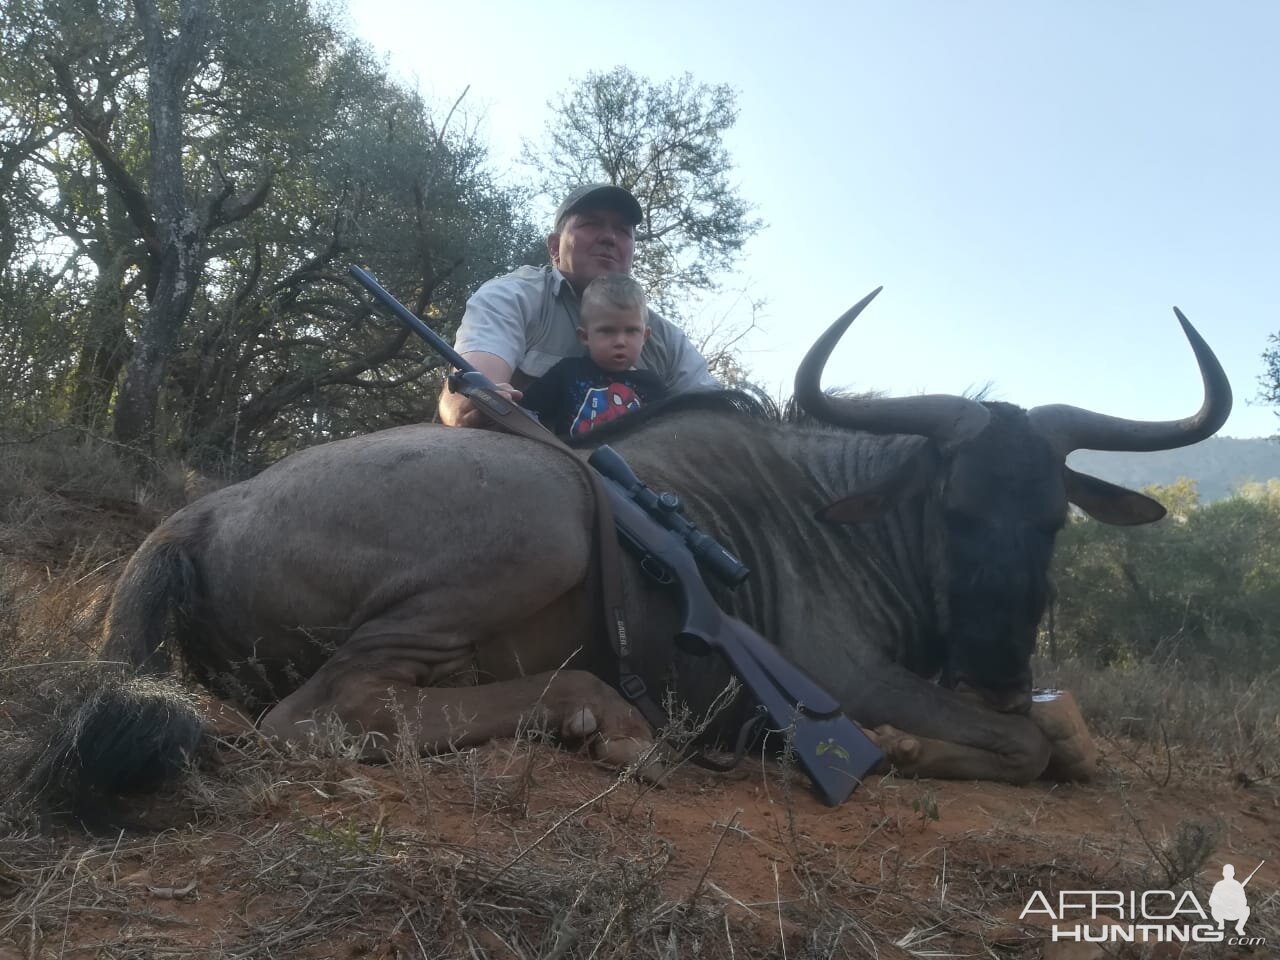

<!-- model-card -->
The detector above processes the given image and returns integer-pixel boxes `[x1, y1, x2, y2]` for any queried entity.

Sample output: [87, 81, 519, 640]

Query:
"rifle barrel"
[349, 265, 472, 373]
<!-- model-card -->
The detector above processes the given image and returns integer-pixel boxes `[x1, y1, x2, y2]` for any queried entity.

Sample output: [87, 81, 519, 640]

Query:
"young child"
[520, 274, 667, 437]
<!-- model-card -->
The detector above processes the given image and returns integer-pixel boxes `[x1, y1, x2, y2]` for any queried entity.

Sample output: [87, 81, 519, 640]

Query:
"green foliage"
[814, 737, 850, 762]
[302, 813, 386, 855]
[910, 790, 940, 824]
[525, 67, 762, 323]
[1050, 478, 1280, 674]
[2, 15, 762, 462]
[0, 267, 78, 430]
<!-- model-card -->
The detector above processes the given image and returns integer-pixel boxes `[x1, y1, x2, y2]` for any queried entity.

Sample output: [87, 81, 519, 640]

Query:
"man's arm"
[440, 270, 541, 427]
[437, 352, 520, 428]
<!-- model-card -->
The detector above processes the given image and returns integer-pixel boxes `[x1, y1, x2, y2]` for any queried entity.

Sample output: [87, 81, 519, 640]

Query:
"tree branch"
[229, 328, 413, 436]
[208, 163, 274, 229]
[45, 54, 160, 259]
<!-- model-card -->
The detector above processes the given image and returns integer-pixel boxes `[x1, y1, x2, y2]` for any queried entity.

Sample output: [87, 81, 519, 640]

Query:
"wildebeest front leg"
[854, 667, 1052, 783]
[259, 634, 655, 769]
[869, 724, 1050, 783]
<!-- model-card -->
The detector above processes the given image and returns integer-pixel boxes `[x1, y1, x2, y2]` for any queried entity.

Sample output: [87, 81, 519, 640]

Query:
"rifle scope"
[588, 445, 750, 588]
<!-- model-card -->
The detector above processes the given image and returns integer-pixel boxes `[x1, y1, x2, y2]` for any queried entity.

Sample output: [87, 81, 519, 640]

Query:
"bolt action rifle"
[349, 264, 884, 805]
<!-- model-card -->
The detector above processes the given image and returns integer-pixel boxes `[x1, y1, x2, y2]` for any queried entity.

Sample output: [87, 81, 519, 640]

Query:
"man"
[438, 184, 718, 428]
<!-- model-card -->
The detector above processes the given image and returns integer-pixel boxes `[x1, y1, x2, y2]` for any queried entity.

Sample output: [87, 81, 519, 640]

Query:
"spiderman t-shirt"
[520, 356, 668, 438]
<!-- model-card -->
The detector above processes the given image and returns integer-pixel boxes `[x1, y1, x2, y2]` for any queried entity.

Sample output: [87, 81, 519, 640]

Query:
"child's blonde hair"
[580, 274, 648, 326]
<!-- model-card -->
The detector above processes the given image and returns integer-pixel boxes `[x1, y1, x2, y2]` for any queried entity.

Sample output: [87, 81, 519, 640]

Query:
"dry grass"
[6, 728, 1270, 959]
[1036, 656, 1280, 787]
[3, 763, 710, 958]
[0, 735, 1071, 959]
[0, 426, 208, 568]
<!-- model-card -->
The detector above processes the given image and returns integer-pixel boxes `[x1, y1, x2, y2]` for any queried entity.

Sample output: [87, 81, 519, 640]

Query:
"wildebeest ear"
[1064, 467, 1167, 526]
[819, 449, 938, 524]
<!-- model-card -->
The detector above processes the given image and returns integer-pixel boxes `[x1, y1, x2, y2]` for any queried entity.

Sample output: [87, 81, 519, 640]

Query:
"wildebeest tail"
[15, 674, 205, 820]
[100, 517, 204, 675]
[35, 514, 214, 809]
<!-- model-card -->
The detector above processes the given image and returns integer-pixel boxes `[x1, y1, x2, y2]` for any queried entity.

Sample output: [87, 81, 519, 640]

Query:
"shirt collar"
[549, 266, 570, 296]
[549, 266, 584, 302]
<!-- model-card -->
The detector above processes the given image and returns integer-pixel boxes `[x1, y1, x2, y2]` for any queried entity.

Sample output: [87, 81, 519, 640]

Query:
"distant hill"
[1067, 436, 1280, 502]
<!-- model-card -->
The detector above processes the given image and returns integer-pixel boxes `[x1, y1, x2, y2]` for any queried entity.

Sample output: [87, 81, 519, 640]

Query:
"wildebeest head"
[794, 289, 1232, 713]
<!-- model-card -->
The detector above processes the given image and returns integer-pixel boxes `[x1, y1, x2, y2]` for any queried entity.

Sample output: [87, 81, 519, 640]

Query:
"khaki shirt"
[454, 265, 719, 392]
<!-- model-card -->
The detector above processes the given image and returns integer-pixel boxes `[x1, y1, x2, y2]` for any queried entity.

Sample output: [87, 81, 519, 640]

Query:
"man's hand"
[438, 352, 519, 428]
[446, 382, 524, 429]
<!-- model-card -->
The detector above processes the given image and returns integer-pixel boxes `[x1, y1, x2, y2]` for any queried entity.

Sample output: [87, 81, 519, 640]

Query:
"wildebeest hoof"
[589, 734, 664, 781]
[561, 705, 601, 741]
[550, 673, 653, 741]
[872, 724, 921, 766]
[551, 678, 657, 774]
[1030, 690, 1098, 782]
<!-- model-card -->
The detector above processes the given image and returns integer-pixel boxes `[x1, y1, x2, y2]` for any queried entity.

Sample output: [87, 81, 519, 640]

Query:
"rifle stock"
[603, 478, 883, 805]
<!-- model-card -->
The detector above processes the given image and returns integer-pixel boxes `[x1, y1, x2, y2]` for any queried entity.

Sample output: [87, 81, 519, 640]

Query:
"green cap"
[553, 184, 643, 231]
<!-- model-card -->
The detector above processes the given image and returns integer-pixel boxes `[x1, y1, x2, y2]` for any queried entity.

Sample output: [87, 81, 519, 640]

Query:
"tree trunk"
[112, 217, 205, 445]
[70, 331, 129, 430]
[112, 0, 210, 449]
[70, 253, 137, 429]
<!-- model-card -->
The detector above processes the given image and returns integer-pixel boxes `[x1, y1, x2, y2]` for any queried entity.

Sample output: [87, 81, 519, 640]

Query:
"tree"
[170, 73, 541, 466]
[5, 0, 295, 443]
[524, 67, 762, 323]
[1, 0, 539, 466]
[0, 16, 77, 428]
[1260, 332, 1280, 432]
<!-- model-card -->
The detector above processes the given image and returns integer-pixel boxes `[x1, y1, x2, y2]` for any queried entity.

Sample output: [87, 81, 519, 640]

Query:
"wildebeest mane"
[566, 389, 782, 447]
[564, 385, 974, 446]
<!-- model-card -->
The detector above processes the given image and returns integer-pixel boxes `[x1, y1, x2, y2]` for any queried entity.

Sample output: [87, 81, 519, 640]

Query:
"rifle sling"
[455, 384, 671, 734]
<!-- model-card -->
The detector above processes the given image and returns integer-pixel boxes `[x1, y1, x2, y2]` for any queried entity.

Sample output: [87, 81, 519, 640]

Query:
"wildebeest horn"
[794, 288, 992, 443]
[1026, 308, 1232, 457]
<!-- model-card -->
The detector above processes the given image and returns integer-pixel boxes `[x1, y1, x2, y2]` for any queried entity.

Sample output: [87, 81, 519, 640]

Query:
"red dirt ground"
[3, 726, 1276, 959]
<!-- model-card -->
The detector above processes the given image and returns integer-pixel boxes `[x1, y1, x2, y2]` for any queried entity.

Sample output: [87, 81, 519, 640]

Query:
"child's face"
[578, 304, 650, 373]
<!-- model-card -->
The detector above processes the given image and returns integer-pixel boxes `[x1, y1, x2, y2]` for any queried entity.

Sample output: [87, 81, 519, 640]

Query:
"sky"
[345, 1, 1279, 439]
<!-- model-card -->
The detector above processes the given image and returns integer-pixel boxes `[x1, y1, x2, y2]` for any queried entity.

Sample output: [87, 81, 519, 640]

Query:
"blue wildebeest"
[88, 293, 1229, 789]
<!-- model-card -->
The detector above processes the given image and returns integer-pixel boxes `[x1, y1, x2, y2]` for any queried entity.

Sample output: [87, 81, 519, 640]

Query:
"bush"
[1049, 479, 1280, 675]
